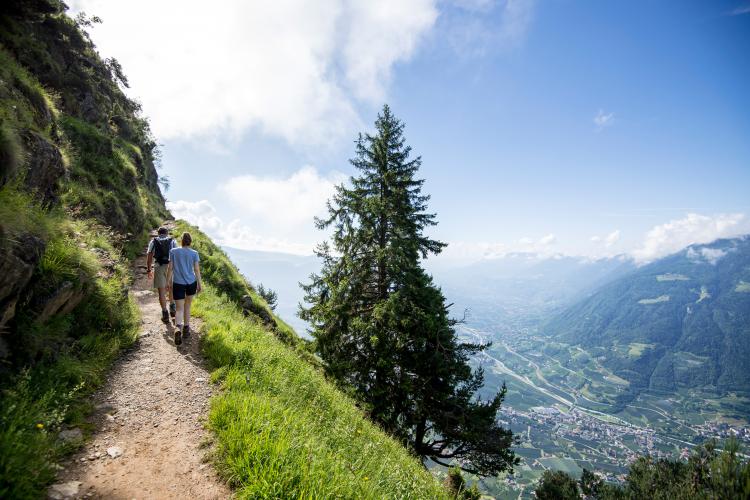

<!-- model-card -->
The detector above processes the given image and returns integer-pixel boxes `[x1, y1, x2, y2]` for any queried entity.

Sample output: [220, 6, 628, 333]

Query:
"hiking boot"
[161, 310, 169, 323]
[183, 325, 190, 338]
[174, 326, 182, 346]
[169, 302, 176, 318]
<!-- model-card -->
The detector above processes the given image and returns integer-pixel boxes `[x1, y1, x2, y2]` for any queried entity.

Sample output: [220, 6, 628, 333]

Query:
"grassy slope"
[0, 6, 166, 497]
[180, 222, 448, 499]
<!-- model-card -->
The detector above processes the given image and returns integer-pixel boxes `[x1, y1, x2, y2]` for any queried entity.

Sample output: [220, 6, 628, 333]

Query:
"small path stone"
[48, 480, 81, 499]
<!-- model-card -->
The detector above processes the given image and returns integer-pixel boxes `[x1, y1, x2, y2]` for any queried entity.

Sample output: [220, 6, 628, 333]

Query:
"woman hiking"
[167, 232, 202, 345]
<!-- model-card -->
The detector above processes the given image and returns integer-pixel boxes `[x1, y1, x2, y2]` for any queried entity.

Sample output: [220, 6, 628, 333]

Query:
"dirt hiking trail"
[50, 249, 231, 499]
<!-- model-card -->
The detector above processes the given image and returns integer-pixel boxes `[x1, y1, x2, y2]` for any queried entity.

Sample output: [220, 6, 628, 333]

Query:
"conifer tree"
[300, 105, 517, 476]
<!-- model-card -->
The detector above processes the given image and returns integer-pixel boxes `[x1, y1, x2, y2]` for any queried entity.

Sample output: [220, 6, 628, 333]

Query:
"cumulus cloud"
[698, 247, 727, 265]
[594, 109, 614, 129]
[68, 0, 437, 146]
[166, 166, 345, 254]
[166, 200, 223, 233]
[538, 233, 557, 245]
[220, 167, 346, 227]
[605, 230, 621, 247]
[167, 199, 314, 255]
[590, 230, 620, 247]
[632, 213, 750, 263]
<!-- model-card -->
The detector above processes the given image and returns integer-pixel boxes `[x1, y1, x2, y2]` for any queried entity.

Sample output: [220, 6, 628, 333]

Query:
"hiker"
[168, 231, 202, 346]
[146, 227, 177, 323]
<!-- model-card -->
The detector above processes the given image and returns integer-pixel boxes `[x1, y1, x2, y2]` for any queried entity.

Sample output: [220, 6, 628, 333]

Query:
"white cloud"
[446, 0, 536, 57]
[518, 236, 534, 244]
[220, 167, 345, 227]
[166, 166, 345, 255]
[632, 213, 750, 263]
[68, 0, 437, 146]
[166, 200, 223, 233]
[699, 247, 727, 265]
[590, 230, 621, 249]
[604, 230, 621, 247]
[539, 233, 557, 245]
[594, 109, 614, 129]
[166, 199, 314, 255]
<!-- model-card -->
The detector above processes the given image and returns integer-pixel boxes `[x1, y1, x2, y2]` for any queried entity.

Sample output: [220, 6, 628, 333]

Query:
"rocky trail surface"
[49, 252, 230, 499]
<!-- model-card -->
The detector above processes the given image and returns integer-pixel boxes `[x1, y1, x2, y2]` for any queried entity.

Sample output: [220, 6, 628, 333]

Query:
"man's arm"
[147, 252, 154, 279]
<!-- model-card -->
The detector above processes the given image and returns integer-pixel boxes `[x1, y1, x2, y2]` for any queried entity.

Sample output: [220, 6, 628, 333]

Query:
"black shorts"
[173, 281, 197, 300]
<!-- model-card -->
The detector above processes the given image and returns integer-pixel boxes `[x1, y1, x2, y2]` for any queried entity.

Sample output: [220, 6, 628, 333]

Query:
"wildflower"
[36, 423, 44, 429]
[364, 476, 369, 481]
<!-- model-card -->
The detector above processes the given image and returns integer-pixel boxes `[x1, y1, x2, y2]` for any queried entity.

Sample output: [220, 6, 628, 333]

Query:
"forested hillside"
[546, 236, 750, 402]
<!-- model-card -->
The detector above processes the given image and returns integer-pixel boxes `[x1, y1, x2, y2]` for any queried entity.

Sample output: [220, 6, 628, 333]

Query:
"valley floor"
[49, 255, 230, 499]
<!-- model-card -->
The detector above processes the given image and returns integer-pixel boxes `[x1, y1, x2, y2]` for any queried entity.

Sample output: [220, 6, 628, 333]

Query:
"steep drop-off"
[546, 237, 750, 402]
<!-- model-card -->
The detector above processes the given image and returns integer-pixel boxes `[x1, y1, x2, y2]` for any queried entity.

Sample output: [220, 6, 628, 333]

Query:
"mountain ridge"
[545, 235, 750, 403]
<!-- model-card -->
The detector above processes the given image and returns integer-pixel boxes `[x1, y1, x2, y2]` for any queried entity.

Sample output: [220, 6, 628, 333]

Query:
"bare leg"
[175, 299, 185, 328]
[157, 287, 167, 310]
[184, 294, 193, 329]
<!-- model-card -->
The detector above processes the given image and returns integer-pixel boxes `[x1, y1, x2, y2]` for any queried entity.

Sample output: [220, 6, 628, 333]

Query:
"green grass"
[194, 288, 449, 499]
[172, 221, 304, 350]
[627, 343, 655, 358]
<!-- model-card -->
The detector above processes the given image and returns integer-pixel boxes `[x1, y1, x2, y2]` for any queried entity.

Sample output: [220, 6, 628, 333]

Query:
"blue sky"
[72, 0, 750, 263]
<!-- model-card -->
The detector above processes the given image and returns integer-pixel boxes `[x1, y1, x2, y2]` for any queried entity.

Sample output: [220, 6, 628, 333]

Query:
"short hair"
[181, 232, 192, 247]
[157, 227, 168, 235]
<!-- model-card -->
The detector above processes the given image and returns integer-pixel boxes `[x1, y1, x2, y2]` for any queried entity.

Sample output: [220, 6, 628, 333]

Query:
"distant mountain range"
[224, 237, 750, 402]
[430, 252, 636, 327]
[545, 236, 750, 398]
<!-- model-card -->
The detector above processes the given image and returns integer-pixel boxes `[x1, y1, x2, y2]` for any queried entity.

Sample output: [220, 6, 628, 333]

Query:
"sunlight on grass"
[193, 288, 449, 499]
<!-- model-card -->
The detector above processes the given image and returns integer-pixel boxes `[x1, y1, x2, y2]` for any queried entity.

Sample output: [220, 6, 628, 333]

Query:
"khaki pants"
[153, 263, 169, 289]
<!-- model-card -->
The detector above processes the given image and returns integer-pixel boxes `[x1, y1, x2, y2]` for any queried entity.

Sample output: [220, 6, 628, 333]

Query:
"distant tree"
[257, 284, 278, 311]
[300, 105, 517, 476]
[444, 467, 481, 500]
[535, 470, 580, 500]
[535, 439, 750, 500]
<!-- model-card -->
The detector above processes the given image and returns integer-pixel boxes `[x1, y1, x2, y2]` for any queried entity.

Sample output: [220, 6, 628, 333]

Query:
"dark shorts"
[173, 281, 197, 300]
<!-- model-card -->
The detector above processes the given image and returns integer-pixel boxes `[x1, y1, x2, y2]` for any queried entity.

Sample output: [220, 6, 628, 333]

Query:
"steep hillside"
[0, 1, 169, 495]
[546, 236, 750, 400]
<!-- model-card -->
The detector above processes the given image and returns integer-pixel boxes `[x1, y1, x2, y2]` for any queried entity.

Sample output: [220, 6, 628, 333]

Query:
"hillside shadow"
[161, 321, 207, 370]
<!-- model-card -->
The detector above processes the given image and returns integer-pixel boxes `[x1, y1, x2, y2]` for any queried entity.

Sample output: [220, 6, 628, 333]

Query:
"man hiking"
[146, 227, 177, 323]
[168, 231, 202, 346]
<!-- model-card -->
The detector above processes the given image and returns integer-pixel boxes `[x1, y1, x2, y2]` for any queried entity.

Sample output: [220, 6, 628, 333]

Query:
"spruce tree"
[300, 105, 517, 476]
